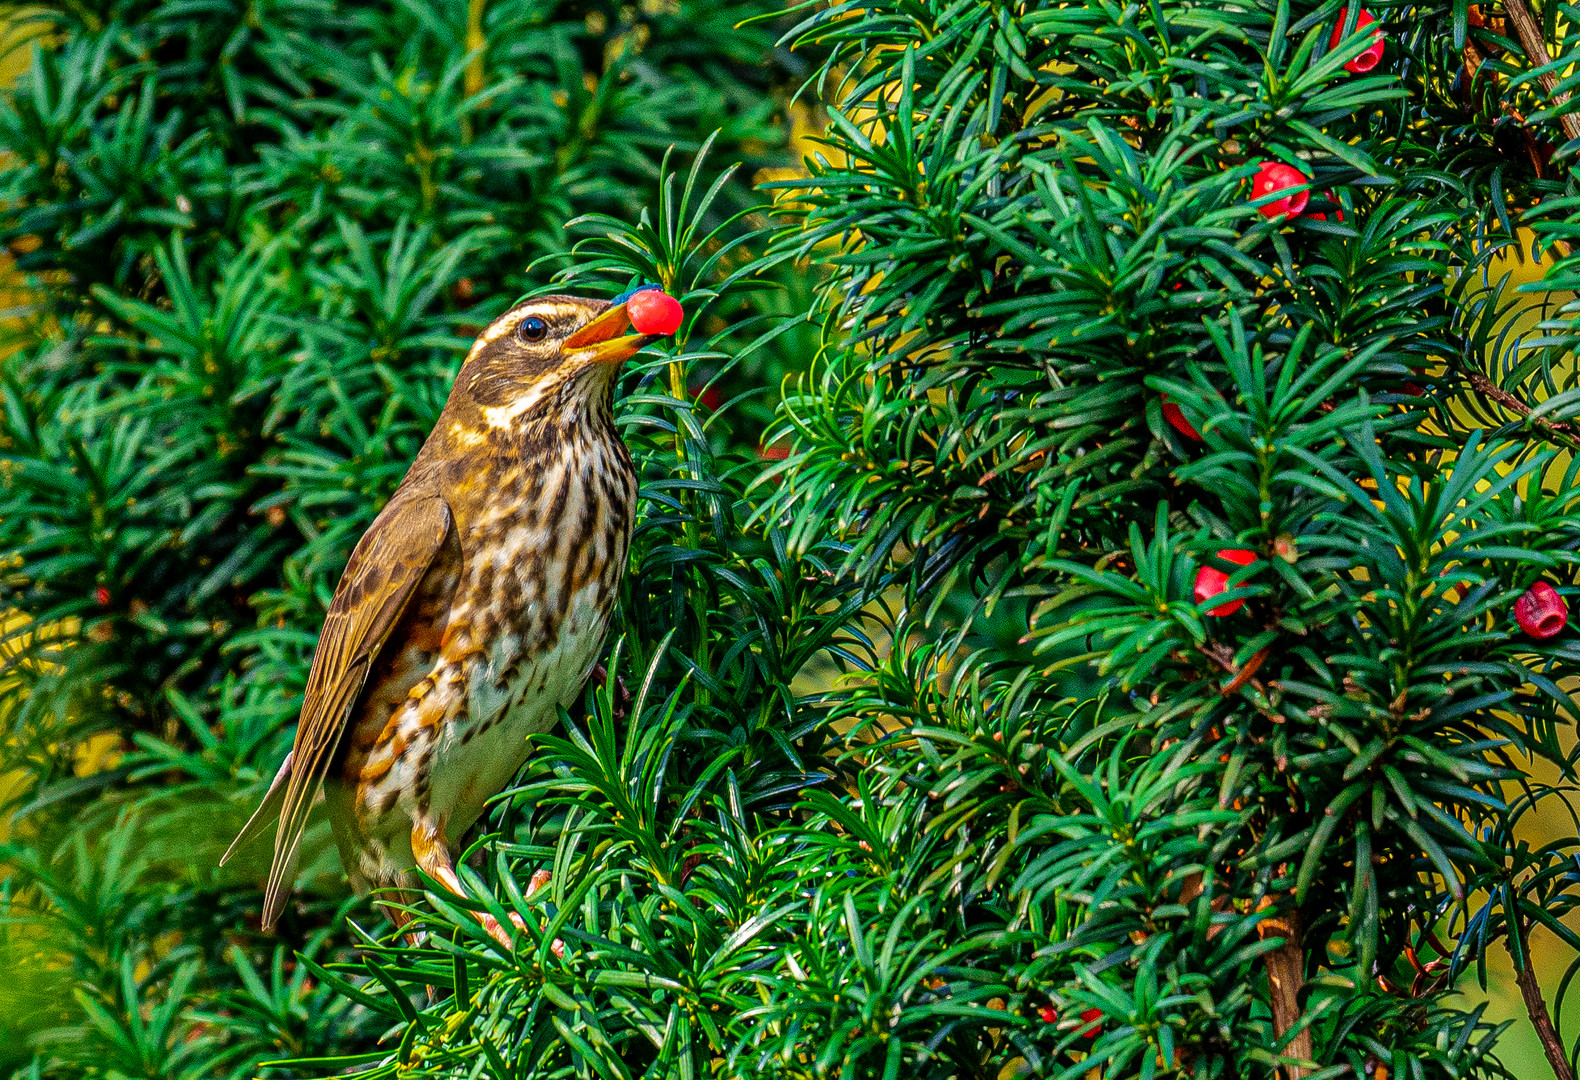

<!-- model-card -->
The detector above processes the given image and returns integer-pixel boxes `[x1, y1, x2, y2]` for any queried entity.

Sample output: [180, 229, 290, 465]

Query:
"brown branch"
[1195, 643, 1284, 723]
[1462, 367, 1580, 444]
[1508, 921, 1576, 1080]
[1462, 12, 1513, 152]
[1463, 32, 1489, 93]
[1459, 11, 1561, 176]
[1463, 5, 1575, 258]
[1260, 902, 1313, 1080]
[1221, 645, 1269, 697]
[1504, 0, 1580, 142]
[1197, 642, 1267, 696]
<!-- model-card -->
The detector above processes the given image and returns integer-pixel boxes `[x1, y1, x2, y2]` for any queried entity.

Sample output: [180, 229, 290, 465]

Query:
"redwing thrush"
[222, 290, 679, 941]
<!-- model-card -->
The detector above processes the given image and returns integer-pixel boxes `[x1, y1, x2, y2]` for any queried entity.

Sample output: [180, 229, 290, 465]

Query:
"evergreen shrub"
[9, 0, 1580, 1078]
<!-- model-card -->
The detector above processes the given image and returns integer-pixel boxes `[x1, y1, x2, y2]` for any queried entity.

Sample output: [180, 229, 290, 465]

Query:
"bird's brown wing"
[253, 490, 453, 931]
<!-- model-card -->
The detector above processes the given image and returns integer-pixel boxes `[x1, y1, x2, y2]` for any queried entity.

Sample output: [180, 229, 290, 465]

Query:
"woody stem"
[1261, 905, 1312, 1080]
[465, 0, 486, 96]
[1461, 4, 1574, 255]
[1502, 0, 1580, 142]
[1508, 917, 1576, 1080]
[1461, 368, 1580, 449]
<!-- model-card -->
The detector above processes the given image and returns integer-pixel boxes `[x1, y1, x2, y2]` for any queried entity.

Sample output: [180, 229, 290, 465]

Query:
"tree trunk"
[1260, 903, 1312, 1080]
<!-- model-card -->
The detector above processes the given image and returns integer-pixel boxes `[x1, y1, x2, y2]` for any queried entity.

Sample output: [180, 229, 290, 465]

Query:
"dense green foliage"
[10, 0, 1580, 1077]
[738, 2, 1580, 1077]
[0, 0, 810, 1074]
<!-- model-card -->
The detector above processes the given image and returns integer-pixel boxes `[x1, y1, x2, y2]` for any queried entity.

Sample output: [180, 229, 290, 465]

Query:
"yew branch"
[1508, 920, 1576, 1080]
[1503, 0, 1580, 142]
[1462, 367, 1580, 446]
[1260, 903, 1313, 1080]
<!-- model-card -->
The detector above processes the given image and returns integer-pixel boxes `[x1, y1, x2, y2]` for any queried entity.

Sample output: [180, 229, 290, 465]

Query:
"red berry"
[1039, 1005, 1058, 1023]
[627, 289, 683, 336]
[690, 381, 724, 412]
[1079, 1007, 1103, 1037]
[1329, 8, 1384, 74]
[1307, 193, 1346, 222]
[94, 586, 111, 606]
[1194, 549, 1258, 617]
[1161, 396, 1203, 442]
[1515, 581, 1568, 639]
[1252, 162, 1310, 220]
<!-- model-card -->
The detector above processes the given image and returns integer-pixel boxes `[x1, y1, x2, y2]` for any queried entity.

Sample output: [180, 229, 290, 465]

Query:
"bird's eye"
[519, 316, 548, 342]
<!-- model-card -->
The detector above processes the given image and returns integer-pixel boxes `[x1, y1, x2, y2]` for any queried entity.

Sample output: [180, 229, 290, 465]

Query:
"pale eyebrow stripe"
[466, 301, 588, 363]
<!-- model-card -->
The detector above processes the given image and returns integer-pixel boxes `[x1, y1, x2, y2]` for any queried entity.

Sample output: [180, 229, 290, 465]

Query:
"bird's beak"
[563, 302, 652, 365]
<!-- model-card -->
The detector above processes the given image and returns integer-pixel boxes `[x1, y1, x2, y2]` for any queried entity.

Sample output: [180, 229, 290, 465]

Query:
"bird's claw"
[590, 662, 632, 719]
[478, 869, 563, 957]
[478, 910, 528, 948]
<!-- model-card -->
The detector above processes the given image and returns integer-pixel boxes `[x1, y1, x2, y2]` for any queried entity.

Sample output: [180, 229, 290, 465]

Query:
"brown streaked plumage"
[223, 293, 668, 940]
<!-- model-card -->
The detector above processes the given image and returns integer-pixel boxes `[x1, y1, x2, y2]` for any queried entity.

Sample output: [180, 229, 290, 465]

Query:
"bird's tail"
[220, 751, 293, 868]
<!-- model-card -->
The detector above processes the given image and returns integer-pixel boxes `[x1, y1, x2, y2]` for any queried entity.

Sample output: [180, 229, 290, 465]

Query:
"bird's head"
[449, 290, 682, 433]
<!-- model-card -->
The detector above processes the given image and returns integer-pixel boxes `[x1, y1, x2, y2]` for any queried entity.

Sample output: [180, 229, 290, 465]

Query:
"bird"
[222, 287, 683, 944]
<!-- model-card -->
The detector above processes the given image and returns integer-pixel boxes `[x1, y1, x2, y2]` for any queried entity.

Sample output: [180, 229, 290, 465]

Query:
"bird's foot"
[590, 662, 632, 720]
[478, 909, 528, 949]
[479, 869, 563, 956]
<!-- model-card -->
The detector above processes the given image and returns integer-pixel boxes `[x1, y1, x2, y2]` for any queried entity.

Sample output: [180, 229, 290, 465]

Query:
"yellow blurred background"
[1449, 238, 1580, 1080]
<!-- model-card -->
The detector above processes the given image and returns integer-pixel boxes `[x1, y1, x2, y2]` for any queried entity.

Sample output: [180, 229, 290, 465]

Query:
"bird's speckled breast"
[334, 421, 635, 874]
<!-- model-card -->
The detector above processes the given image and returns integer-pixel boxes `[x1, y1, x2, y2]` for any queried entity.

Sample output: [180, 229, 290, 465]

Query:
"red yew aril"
[1329, 8, 1384, 74]
[1161, 395, 1203, 441]
[628, 289, 684, 335]
[1515, 581, 1568, 639]
[690, 380, 724, 411]
[1079, 1007, 1102, 1037]
[1307, 193, 1345, 222]
[1252, 162, 1309, 220]
[1194, 549, 1258, 616]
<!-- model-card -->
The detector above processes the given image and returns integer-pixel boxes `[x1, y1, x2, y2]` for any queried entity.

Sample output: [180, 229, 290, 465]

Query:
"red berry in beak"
[1515, 581, 1568, 639]
[627, 289, 683, 336]
[1194, 549, 1258, 617]
[1329, 8, 1384, 73]
[1252, 162, 1310, 220]
[1161, 395, 1203, 441]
